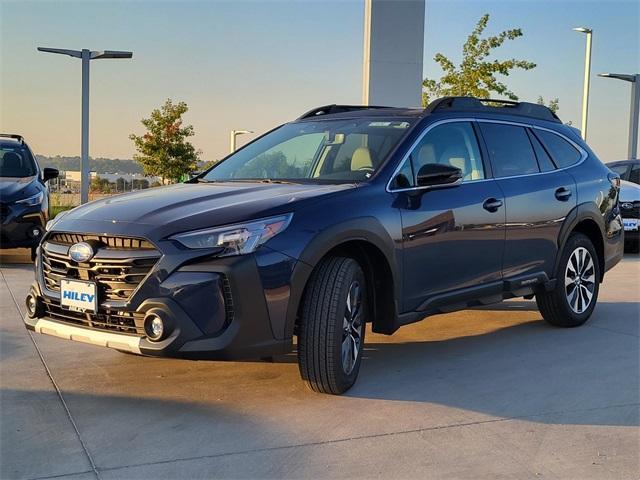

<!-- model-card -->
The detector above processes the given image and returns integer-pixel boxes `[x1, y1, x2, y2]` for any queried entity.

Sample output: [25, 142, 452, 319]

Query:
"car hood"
[52, 182, 354, 238]
[619, 180, 640, 202]
[0, 176, 39, 202]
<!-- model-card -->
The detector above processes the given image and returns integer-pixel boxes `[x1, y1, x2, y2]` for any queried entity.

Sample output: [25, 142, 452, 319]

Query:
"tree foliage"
[537, 96, 560, 114]
[129, 99, 200, 182]
[422, 14, 536, 106]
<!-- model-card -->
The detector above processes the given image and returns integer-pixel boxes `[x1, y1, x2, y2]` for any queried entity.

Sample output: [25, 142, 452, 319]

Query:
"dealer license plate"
[623, 218, 638, 231]
[60, 279, 98, 313]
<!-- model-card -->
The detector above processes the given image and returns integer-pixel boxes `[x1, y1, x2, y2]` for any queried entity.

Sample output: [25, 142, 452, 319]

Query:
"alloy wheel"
[342, 280, 363, 374]
[564, 246, 596, 314]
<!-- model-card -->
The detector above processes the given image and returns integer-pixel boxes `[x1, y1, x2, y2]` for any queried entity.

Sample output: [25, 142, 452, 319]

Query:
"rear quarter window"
[535, 129, 582, 168]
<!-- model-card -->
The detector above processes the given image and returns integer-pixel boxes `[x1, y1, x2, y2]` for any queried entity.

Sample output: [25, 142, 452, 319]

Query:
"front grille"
[48, 232, 155, 249]
[221, 274, 235, 325]
[41, 233, 161, 302]
[43, 300, 145, 336]
[620, 201, 640, 218]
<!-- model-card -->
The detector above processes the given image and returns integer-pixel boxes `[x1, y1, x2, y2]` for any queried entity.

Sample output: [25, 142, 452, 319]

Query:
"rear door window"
[479, 123, 539, 178]
[535, 129, 582, 168]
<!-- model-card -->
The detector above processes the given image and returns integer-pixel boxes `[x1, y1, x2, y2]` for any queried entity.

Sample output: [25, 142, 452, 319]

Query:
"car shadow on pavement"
[347, 312, 639, 427]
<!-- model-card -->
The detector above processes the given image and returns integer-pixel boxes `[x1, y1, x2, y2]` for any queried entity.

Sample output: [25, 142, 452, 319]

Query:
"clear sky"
[1, 0, 638, 162]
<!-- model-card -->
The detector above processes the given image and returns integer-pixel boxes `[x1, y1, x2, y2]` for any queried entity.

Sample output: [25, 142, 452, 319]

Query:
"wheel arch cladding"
[319, 239, 397, 335]
[285, 223, 400, 339]
[571, 219, 605, 282]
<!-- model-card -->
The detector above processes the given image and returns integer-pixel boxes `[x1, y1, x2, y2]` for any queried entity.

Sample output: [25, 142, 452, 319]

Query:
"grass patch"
[50, 205, 75, 218]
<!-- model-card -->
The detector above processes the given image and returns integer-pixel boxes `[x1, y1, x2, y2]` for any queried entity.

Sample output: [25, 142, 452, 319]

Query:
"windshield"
[203, 118, 414, 183]
[0, 144, 38, 178]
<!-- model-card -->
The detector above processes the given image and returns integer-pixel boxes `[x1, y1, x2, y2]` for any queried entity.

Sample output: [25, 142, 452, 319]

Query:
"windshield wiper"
[190, 177, 217, 183]
[257, 178, 298, 184]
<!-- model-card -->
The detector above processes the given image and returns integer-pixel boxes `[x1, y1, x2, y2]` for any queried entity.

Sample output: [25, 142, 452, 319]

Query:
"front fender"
[281, 216, 400, 339]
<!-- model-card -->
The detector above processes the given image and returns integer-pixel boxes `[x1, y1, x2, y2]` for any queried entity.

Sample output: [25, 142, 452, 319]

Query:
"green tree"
[90, 177, 111, 194]
[129, 99, 200, 182]
[422, 14, 536, 106]
[537, 96, 560, 114]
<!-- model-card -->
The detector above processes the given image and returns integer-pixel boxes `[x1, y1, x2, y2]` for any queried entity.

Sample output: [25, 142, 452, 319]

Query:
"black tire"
[297, 256, 367, 394]
[536, 233, 600, 327]
[30, 247, 37, 262]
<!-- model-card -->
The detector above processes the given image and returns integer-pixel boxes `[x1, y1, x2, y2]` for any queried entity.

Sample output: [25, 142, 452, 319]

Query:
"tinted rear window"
[479, 123, 539, 178]
[535, 130, 582, 168]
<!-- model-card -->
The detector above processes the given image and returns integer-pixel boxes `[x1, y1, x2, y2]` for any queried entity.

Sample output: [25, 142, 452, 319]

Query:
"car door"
[477, 121, 578, 280]
[390, 120, 506, 312]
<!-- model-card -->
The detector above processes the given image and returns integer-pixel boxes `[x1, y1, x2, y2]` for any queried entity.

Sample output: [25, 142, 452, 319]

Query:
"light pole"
[573, 27, 592, 141]
[229, 130, 253, 153]
[598, 73, 640, 159]
[37, 47, 133, 204]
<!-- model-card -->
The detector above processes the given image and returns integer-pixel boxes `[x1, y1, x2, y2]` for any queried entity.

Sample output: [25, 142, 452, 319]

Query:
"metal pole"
[229, 130, 236, 153]
[580, 32, 592, 141]
[81, 49, 90, 204]
[629, 75, 640, 159]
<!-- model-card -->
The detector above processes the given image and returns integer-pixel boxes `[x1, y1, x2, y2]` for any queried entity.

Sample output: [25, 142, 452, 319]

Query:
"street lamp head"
[572, 27, 592, 34]
[598, 73, 637, 83]
[37, 47, 82, 58]
[91, 50, 133, 60]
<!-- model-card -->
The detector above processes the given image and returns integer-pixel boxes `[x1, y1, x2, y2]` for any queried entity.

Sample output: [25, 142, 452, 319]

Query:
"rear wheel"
[297, 257, 367, 394]
[536, 233, 600, 327]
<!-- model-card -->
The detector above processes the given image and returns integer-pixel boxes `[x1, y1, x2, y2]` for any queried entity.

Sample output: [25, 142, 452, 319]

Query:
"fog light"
[25, 294, 41, 318]
[145, 314, 164, 341]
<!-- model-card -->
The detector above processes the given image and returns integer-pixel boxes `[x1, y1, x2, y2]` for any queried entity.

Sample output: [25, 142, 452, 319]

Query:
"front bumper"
[623, 228, 638, 243]
[0, 205, 45, 248]
[25, 234, 298, 359]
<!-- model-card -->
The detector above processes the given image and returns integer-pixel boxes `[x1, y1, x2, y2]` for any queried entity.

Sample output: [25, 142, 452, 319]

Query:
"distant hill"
[36, 155, 214, 174]
[36, 155, 143, 174]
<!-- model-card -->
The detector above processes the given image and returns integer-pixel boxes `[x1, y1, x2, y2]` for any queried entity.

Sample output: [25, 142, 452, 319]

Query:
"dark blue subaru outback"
[25, 97, 624, 394]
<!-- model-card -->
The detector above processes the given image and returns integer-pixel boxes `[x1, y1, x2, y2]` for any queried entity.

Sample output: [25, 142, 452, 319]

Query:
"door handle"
[555, 187, 572, 201]
[483, 198, 503, 212]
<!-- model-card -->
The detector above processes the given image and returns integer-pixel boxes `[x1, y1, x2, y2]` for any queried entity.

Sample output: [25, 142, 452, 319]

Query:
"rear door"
[477, 121, 578, 280]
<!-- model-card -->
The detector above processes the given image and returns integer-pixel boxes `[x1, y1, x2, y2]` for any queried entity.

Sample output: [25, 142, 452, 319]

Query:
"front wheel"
[536, 233, 600, 327]
[297, 257, 367, 394]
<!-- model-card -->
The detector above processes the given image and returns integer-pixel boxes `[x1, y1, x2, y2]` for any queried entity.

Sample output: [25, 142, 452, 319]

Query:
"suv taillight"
[608, 172, 621, 189]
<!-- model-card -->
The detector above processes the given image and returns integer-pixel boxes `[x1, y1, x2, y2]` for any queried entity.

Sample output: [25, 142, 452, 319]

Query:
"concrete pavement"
[1, 248, 638, 479]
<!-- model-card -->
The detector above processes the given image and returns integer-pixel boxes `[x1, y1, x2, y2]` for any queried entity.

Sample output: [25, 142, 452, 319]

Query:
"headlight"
[170, 213, 293, 256]
[16, 191, 44, 206]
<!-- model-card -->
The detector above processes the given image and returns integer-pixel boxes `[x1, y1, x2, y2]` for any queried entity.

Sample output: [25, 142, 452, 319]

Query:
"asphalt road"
[1, 249, 638, 479]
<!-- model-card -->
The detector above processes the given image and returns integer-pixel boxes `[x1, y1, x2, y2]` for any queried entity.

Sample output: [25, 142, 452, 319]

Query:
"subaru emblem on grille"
[621, 202, 633, 209]
[69, 242, 94, 263]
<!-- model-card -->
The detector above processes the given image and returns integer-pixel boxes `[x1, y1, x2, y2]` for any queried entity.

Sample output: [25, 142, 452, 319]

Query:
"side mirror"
[416, 164, 462, 187]
[42, 168, 59, 182]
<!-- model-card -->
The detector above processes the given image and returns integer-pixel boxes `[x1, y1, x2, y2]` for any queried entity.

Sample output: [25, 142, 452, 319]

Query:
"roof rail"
[297, 104, 392, 120]
[425, 96, 561, 123]
[0, 133, 24, 143]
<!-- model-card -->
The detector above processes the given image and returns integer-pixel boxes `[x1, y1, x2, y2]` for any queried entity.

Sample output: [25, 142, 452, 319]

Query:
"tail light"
[608, 172, 621, 189]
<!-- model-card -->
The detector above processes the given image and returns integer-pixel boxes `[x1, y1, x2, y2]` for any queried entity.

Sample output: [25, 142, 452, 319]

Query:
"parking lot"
[1, 250, 638, 479]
